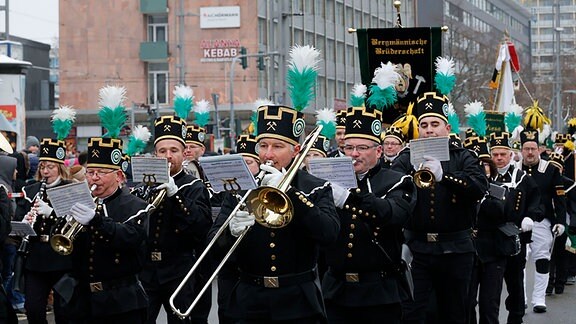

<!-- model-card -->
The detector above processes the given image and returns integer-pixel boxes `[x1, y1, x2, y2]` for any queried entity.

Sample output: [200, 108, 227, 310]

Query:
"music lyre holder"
[222, 178, 241, 195]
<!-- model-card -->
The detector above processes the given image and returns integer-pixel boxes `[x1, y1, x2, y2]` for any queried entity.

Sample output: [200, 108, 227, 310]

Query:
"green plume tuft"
[98, 107, 127, 138]
[316, 108, 337, 139]
[173, 85, 194, 119]
[51, 106, 76, 140]
[447, 103, 460, 135]
[367, 85, 397, 111]
[287, 68, 317, 111]
[435, 73, 456, 96]
[349, 83, 367, 107]
[250, 111, 258, 136]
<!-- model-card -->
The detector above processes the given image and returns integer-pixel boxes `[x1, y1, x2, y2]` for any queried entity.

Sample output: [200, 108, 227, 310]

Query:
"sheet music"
[199, 155, 257, 193]
[307, 156, 358, 189]
[10, 222, 36, 237]
[131, 157, 170, 184]
[409, 136, 450, 166]
[46, 182, 96, 218]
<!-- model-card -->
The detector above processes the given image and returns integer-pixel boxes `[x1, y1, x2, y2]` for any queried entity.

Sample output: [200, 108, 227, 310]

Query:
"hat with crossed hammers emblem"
[489, 132, 511, 150]
[236, 134, 259, 161]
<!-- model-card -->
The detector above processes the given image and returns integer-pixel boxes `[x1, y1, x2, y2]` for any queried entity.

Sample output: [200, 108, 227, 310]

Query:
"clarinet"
[13, 178, 47, 292]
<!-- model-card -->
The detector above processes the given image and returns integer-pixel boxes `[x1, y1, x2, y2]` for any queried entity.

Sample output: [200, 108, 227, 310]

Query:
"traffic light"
[239, 47, 248, 69]
[257, 51, 265, 71]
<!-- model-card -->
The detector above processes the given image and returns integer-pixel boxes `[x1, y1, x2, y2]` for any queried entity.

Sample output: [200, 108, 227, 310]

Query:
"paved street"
[25, 261, 576, 323]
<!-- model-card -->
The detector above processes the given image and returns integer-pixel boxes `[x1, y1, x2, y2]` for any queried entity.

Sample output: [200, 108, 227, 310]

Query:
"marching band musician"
[489, 131, 543, 324]
[381, 126, 406, 169]
[216, 103, 340, 323]
[392, 92, 488, 324]
[322, 105, 416, 323]
[209, 134, 260, 324]
[518, 128, 566, 313]
[55, 136, 152, 323]
[139, 115, 212, 324]
[19, 138, 74, 324]
[327, 109, 347, 157]
[183, 125, 207, 179]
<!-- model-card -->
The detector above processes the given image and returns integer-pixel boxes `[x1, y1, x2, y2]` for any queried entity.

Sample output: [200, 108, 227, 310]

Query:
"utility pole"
[229, 51, 280, 140]
[177, 0, 185, 84]
[554, 0, 563, 130]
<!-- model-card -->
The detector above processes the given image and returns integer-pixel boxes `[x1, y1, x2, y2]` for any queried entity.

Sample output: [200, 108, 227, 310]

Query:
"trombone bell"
[50, 219, 83, 255]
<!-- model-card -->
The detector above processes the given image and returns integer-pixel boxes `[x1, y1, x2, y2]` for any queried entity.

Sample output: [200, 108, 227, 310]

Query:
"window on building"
[258, 18, 268, 46]
[336, 2, 344, 25]
[336, 41, 344, 65]
[326, 0, 335, 21]
[148, 63, 169, 105]
[315, 0, 325, 18]
[327, 38, 335, 62]
[147, 15, 168, 42]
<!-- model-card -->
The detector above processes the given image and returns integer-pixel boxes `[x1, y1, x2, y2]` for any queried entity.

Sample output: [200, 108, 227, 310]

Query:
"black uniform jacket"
[322, 162, 416, 307]
[392, 146, 489, 254]
[520, 159, 567, 225]
[69, 186, 151, 317]
[20, 179, 73, 272]
[215, 168, 340, 321]
[140, 169, 212, 285]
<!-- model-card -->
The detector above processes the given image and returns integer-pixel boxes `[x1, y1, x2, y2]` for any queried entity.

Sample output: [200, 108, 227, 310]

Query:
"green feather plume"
[505, 103, 523, 133]
[367, 62, 400, 110]
[349, 83, 367, 107]
[464, 100, 487, 137]
[447, 103, 460, 135]
[194, 99, 210, 127]
[173, 85, 194, 120]
[316, 108, 337, 139]
[51, 105, 76, 140]
[434, 57, 456, 96]
[125, 125, 151, 157]
[98, 85, 127, 138]
[287, 45, 321, 112]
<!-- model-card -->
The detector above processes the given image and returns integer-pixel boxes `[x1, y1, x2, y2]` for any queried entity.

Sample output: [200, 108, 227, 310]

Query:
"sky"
[1, 0, 59, 45]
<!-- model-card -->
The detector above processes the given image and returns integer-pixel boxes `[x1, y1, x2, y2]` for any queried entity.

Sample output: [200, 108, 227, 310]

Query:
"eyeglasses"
[383, 141, 401, 146]
[39, 164, 57, 171]
[343, 144, 379, 153]
[86, 169, 116, 178]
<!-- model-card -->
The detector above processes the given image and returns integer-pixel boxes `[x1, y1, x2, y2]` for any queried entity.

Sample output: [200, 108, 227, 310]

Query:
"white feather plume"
[508, 103, 523, 116]
[288, 45, 321, 73]
[435, 57, 455, 76]
[132, 125, 152, 143]
[98, 85, 127, 108]
[447, 102, 456, 116]
[173, 84, 194, 100]
[510, 125, 524, 142]
[372, 62, 400, 89]
[351, 83, 367, 98]
[316, 108, 337, 124]
[464, 100, 484, 116]
[52, 105, 76, 122]
[195, 99, 211, 114]
[253, 98, 274, 112]
[539, 123, 551, 144]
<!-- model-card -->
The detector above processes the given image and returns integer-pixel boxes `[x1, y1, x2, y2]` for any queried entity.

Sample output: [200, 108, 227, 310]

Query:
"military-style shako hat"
[40, 105, 77, 164]
[336, 109, 347, 129]
[186, 125, 206, 147]
[520, 129, 539, 145]
[415, 92, 450, 123]
[555, 133, 571, 145]
[549, 152, 565, 170]
[88, 86, 129, 170]
[489, 132, 511, 150]
[463, 136, 490, 159]
[154, 115, 187, 146]
[449, 133, 462, 147]
[87, 137, 124, 170]
[344, 106, 383, 143]
[256, 105, 305, 146]
[236, 134, 259, 161]
[465, 128, 478, 139]
[382, 126, 405, 144]
[39, 139, 66, 164]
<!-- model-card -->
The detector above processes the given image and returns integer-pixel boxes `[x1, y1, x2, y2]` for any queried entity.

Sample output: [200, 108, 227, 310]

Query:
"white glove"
[552, 224, 565, 236]
[70, 202, 96, 226]
[422, 155, 443, 182]
[36, 200, 53, 216]
[229, 210, 255, 237]
[260, 164, 284, 188]
[332, 182, 350, 209]
[521, 217, 534, 232]
[157, 176, 178, 197]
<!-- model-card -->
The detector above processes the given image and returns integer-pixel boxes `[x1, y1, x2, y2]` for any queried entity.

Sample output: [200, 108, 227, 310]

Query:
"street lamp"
[554, 26, 564, 129]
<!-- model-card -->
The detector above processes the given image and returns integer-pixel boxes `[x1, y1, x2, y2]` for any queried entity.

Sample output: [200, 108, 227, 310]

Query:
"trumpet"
[169, 125, 324, 319]
[414, 163, 435, 189]
[50, 184, 97, 255]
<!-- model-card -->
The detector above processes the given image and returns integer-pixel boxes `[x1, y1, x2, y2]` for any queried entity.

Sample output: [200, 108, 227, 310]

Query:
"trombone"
[169, 125, 324, 319]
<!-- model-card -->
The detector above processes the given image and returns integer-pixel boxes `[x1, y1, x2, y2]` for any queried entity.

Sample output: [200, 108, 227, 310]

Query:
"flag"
[490, 42, 518, 113]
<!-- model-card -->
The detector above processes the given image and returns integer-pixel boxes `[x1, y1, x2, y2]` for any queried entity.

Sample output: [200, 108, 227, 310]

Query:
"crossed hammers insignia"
[353, 120, 362, 128]
[43, 147, 49, 154]
[91, 149, 100, 158]
[164, 125, 171, 132]
[425, 102, 433, 110]
[267, 121, 277, 131]
[240, 143, 247, 149]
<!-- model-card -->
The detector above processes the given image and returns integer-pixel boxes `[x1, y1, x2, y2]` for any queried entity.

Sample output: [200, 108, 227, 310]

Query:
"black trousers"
[402, 252, 475, 324]
[503, 244, 527, 324]
[549, 234, 568, 290]
[24, 270, 68, 324]
[468, 257, 506, 324]
[326, 301, 401, 324]
[69, 308, 147, 324]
